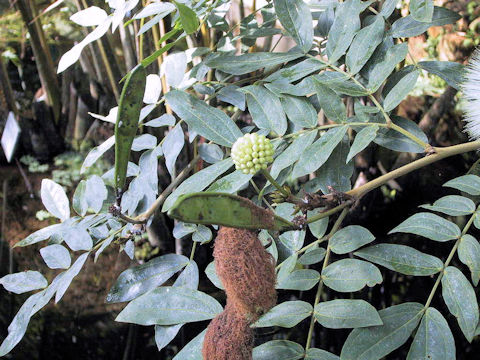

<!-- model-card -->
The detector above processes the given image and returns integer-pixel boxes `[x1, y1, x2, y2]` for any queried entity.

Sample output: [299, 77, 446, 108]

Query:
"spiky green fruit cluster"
[231, 133, 274, 174]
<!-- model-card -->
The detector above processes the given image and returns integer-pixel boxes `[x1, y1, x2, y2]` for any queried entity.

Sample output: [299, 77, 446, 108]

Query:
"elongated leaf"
[73, 180, 87, 216]
[41, 179, 70, 221]
[168, 192, 293, 231]
[40, 244, 71, 270]
[265, 58, 327, 83]
[458, 234, 480, 286]
[347, 125, 378, 162]
[407, 307, 455, 360]
[271, 130, 317, 178]
[420, 195, 475, 216]
[410, 0, 434, 22]
[207, 171, 252, 193]
[311, 79, 347, 123]
[389, 212, 461, 241]
[341, 303, 424, 360]
[444, 174, 480, 195]
[174, 1, 199, 34]
[441, 266, 479, 342]
[280, 95, 318, 129]
[241, 85, 288, 136]
[276, 269, 321, 290]
[155, 324, 183, 351]
[55, 252, 89, 302]
[166, 90, 242, 147]
[205, 52, 304, 75]
[383, 70, 419, 112]
[380, 0, 399, 18]
[390, 6, 461, 38]
[346, 16, 385, 75]
[330, 225, 375, 254]
[106, 254, 189, 303]
[254, 301, 313, 328]
[326, 0, 364, 63]
[14, 224, 62, 247]
[162, 123, 185, 176]
[292, 126, 348, 178]
[315, 299, 382, 329]
[116, 287, 223, 325]
[172, 329, 206, 360]
[313, 72, 368, 96]
[322, 259, 382, 292]
[0, 271, 47, 294]
[305, 348, 339, 360]
[418, 61, 465, 90]
[81, 136, 115, 173]
[85, 175, 107, 213]
[374, 116, 428, 153]
[274, 0, 313, 53]
[217, 85, 245, 110]
[162, 158, 234, 212]
[253, 340, 304, 360]
[355, 243, 443, 276]
[205, 261, 224, 289]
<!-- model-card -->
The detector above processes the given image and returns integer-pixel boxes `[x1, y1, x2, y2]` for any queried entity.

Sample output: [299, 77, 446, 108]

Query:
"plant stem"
[424, 211, 477, 309]
[305, 207, 350, 350]
[260, 168, 289, 198]
[189, 241, 197, 261]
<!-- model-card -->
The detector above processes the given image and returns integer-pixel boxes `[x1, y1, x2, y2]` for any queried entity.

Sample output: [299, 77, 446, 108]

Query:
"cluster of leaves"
[1, 0, 478, 358]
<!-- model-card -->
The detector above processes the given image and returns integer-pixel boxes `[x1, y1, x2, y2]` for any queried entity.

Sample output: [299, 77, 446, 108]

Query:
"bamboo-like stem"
[423, 211, 477, 309]
[305, 207, 350, 350]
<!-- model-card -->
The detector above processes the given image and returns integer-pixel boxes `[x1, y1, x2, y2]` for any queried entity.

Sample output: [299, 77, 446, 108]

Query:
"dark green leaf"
[117, 287, 222, 325]
[217, 85, 246, 110]
[106, 254, 189, 303]
[315, 299, 382, 328]
[380, 0, 399, 18]
[253, 340, 304, 360]
[418, 61, 465, 90]
[407, 307, 455, 360]
[205, 52, 304, 75]
[389, 212, 461, 241]
[441, 266, 479, 342]
[174, 1, 199, 34]
[341, 303, 424, 360]
[410, 0, 434, 22]
[420, 195, 476, 216]
[330, 225, 375, 254]
[165, 90, 242, 147]
[354, 243, 443, 276]
[280, 95, 318, 129]
[322, 259, 382, 292]
[458, 234, 480, 286]
[265, 58, 327, 83]
[312, 79, 346, 123]
[254, 301, 313, 328]
[346, 16, 385, 74]
[347, 125, 379, 162]
[383, 70, 419, 112]
[313, 72, 368, 96]
[273, 0, 313, 53]
[374, 116, 428, 153]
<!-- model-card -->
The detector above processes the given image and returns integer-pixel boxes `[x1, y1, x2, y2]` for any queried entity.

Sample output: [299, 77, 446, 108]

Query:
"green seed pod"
[232, 133, 274, 174]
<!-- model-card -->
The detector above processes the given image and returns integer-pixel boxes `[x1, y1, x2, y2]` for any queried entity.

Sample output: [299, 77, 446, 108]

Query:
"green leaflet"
[254, 301, 313, 328]
[314, 299, 382, 329]
[273, 0, 313, 53]
[418, 61, 465, 90]
[347, 125, 379, 162]
[420, 195, 476, 216]
[174, 1, 199, 34]
[383, 69, 419, 112]
[115, 64, 147, 193]
[322, 259, 382, 292]
[410, 0, 434, 22]
[458, 234, 480, 286]
[253, 340, 304, 360]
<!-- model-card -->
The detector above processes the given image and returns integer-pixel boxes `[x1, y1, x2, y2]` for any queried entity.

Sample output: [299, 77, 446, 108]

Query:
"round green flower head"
[231, 133, 274, 174]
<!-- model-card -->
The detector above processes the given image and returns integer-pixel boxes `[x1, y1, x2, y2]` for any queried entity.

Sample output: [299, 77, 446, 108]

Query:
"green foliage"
[3, 1, 480, 359]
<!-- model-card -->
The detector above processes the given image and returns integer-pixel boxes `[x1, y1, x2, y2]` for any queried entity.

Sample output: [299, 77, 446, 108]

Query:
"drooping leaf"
[253, 340, 304, 360]
[330, 225, 375, 254]
[346, 16, 385, 75]
[162, 158, 234, 212]
[420, 195, 476, 216]
[441, 266, 479, 342]
[106, 254, 189, 303]
[55, 252, 89, 302]
[70, 6, 108, 26]
[292, 126, 348, 178]
[14, 224, 62, 247]
[322, 259, 382, 292]
[354, 244, 443, 276]
[168, 192, 293, 231]
[217, 85, 246, 110]
[205, 52, 304, 75]
[273, 0, 313, 53]
[163, 52, 187, 88]
[0, 271, 48, 294]
[444, 174, 480, 195]
[41, 179, 70, 221]
[314, 299, 382, 328]
[115, 64, 146, 192]
[155, 324, 183, 351]
[116, 287, 223, 325]
[458, 234, 480, 286]
[389, 212, 461, 242]
[374, 116, 428, 153]
[165, 90, 242, 147]
[311, 79, 347, 123]
[72, 180, 88, 216]
[241, 85, 288, 136]
[347, 125, 379, 162]
[407, 307, 455, 360]
[254, 301, 313, 328]
[81, 136, 115, 173]
[418, 61, 465, 90]
[383, 69, 419, 112]
[40, 244, 71, 270]
[341, 303, 424, 360]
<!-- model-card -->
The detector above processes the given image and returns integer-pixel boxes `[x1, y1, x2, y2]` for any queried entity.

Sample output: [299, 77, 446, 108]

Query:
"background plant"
[1, 0, 480, 359]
